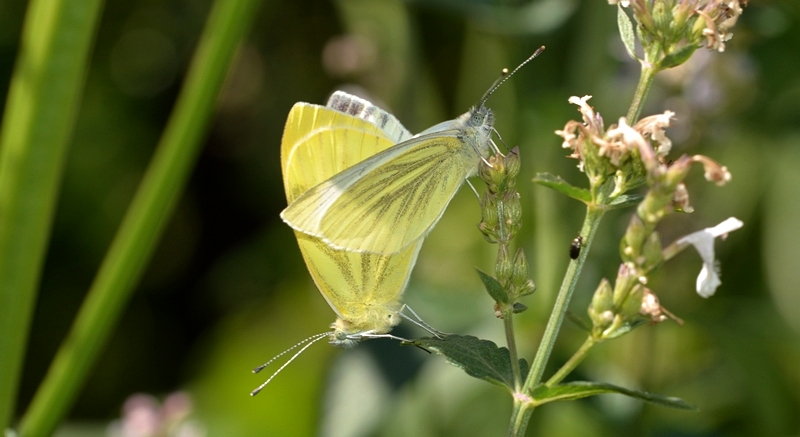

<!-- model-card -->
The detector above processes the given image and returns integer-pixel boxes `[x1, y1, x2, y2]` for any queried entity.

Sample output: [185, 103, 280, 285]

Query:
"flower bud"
[589, 278, 614, 329]
[518, 279, 536, 297]
[621, 215, 647, 263]
[502, 191, 522, 237]
[511, 247, 529, 288]
[487, 154, 506, 191]
[478, 158, 494, 190]
[652, 0, 672, 36]
[664, 155, 692, 188]
[641, 231, 663, 270]
[480, 191, 499, 232]
[506, 147, 521, 181]
[621, 284, 646, 321]
[495, 244, 512, 285]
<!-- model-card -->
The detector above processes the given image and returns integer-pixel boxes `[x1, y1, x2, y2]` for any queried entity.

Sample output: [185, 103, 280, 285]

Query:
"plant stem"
[545, 336, 597, 386]
[507, 399, 532, 437]
[524, 201, 606, 391]
[503, 307, 522, 391]
[509, 189, 610, 437]
[0, 0, 104, 428]
[16, 0, 260, 435]
[627, 62, 659, 123]
[507, 34, 662, 437]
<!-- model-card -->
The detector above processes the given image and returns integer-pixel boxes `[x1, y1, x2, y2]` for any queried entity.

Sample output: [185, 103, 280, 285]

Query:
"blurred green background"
[3, 0, 799, 435]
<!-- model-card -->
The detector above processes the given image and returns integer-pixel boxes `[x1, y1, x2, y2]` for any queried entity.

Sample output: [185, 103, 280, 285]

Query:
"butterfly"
[251, 92, 427, 396]
[280, 47, 545, 255]
[280, 91, 425, 348]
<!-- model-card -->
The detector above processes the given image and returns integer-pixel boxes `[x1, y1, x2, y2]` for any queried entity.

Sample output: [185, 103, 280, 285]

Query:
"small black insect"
[570, 235, 583, 260]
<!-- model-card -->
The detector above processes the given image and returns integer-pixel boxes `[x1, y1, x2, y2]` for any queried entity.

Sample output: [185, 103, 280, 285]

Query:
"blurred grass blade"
[0, 0, 104, 429]
[17, 0, 262, 435]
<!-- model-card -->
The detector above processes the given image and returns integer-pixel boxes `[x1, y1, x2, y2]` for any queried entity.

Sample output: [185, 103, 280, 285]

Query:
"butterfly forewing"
[281, 104, 493, 255]
[323, 135, 480, 254]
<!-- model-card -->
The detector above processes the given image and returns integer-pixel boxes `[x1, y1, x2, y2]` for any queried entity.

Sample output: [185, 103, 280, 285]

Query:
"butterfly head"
[328, 304, 402, 347]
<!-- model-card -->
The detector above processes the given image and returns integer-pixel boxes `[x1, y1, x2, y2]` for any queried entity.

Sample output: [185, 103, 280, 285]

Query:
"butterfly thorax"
[329, 306, 401, 347]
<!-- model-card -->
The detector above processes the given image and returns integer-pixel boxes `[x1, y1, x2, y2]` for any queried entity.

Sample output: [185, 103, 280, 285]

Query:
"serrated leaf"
[533, 173, 591, 203]
[476, 268, 509, 304]
[660, 43, 699, 69]
[617, 5, 638, 61]
[411, 335, 529, 390]
[531, 381, 696, 410]
[608, 193, 644, 209]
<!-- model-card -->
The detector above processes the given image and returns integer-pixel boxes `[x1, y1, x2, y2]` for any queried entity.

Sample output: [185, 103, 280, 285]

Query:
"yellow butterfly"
[251, 92, 427, 396]
[279, 47, 544, 255]
[281, 91, 424, 348]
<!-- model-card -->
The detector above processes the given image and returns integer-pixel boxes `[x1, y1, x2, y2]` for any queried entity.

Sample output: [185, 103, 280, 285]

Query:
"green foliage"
[476, 268, 510, 304]
[532, 173, 591, 203]
[411, 335, 529, 391]
[531, 381, 696, 410]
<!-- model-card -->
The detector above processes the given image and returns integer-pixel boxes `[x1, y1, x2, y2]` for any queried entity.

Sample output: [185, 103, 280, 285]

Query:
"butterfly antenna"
[478, 46, 546, 108]
[250, 332, 331, 396]
[401, 305, 448, 338]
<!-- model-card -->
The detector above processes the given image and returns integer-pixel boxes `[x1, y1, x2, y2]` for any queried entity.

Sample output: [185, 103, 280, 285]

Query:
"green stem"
[16, 0, 260, 435]
[507, 399, 532, 437]
[626, 64, 658, 123]
[0, 0, 104, 429]
[524, 201, 607, 392]
[502, 307, 522, 392]
[545, 336, 597, 386]
[509, 190, 611, 437]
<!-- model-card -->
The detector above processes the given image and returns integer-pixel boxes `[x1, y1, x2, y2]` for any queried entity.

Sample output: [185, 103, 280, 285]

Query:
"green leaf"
[660, 43, 699, 69]
[608, 194, 644, 210]
[602, 319, 649, 340]
[532, 173, 591, 203]
[617, 5, 638, 61]
[411, 335, 529, 390]
[476, 268, 509, 304]
[531, 381, 696, 410]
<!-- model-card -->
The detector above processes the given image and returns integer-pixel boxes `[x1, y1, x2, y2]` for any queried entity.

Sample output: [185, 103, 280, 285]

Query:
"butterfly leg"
[401, 305, 449, 338]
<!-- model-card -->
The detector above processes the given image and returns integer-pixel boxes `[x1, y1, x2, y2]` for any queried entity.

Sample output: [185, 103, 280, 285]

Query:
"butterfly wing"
[282, 129, 481, 254]
[281, 96, 422, 334]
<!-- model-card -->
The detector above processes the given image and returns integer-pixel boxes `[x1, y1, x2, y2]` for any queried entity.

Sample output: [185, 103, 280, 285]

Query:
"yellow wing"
[281, 130, 481, 254]
[281, 95, 422, 340]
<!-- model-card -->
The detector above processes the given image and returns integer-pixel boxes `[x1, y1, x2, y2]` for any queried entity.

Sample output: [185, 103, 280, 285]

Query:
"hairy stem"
[503, 307, 522, 391]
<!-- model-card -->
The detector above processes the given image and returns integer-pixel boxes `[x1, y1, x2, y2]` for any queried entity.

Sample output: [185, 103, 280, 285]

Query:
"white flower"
[676, 217, 743, 297]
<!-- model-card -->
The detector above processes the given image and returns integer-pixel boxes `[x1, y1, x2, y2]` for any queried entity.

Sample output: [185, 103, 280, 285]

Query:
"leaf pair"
[412, 335, 695, 410]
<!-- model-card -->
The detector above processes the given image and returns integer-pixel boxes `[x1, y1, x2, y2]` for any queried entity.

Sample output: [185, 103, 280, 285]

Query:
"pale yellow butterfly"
[280, 47, 544, 255]
[251, 92, 426, 395]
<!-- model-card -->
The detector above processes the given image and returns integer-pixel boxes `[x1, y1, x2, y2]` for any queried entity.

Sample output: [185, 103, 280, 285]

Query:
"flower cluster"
[477, 147, 535, 313]
[612, 0, 746, 70]
[555, 96, 740, 338]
